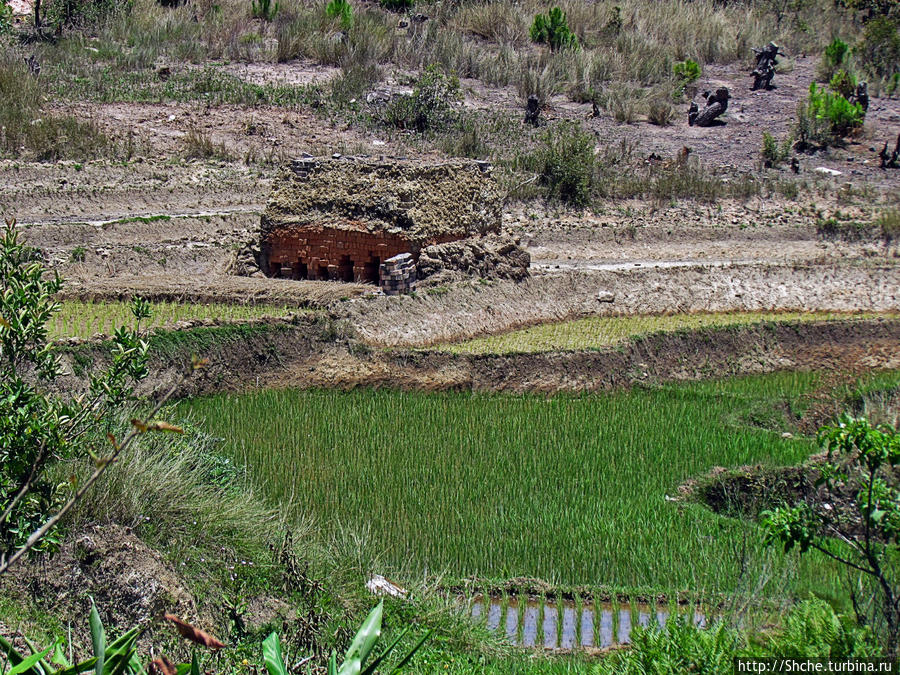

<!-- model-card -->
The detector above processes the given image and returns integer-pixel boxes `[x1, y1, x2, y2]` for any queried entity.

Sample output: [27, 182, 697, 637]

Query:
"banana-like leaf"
[327, 653, 337, 675]
[338, 601, 383, 675]
[106, 633, 138, 675]
[358, 628, 409, 675]
[0, 634, 27, 669]
[89, 602, 105, 675]
[7, 648, 51, 675]
[262, 633, 286, 675]
[22, 637, 51, 675]
[105, 629, 139, 654]
[189, 652, 199, 675]
[52, 658, 98, 675]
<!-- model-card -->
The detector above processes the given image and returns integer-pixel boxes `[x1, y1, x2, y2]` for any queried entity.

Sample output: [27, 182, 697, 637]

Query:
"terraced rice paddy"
[439, 311, 894, 354]
[179, 371, 900, 598]
[49, 300, 294, 339]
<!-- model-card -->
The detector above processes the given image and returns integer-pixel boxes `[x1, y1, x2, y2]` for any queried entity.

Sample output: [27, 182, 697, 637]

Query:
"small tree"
[763, 416, 900, 656]
[0, 219, 193, 576]
[530, 7, 578, 52]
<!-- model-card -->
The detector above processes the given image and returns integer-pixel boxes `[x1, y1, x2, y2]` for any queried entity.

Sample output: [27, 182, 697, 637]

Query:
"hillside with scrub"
[1, 0, 900, 670]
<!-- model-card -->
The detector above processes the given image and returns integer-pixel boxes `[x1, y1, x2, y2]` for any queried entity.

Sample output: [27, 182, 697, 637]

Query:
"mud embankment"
[347, 263, 900, 347]
[58, 317, 900, 399]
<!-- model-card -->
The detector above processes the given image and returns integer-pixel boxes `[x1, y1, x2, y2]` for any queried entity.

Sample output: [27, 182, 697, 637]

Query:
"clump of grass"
[182, 127, 234, 160]
[0, 50, 111, 160]
[647, 95, 675, 126]
[877, 209, 900, 245]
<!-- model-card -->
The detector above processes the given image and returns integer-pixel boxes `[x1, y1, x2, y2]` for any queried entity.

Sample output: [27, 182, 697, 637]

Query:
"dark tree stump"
[751, 42, 782, 91]
[880, 133, 900, 169]
[689, 87, 730, 127]
[525, 95, 541, 126]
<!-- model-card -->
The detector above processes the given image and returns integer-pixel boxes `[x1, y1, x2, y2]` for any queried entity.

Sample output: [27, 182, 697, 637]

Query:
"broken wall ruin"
[259, 155, 503, 287]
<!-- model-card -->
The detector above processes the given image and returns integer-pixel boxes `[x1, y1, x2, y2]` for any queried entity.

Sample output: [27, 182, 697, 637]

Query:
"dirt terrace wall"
[260, 156, 503, 279]
[56, 317, 900, 399]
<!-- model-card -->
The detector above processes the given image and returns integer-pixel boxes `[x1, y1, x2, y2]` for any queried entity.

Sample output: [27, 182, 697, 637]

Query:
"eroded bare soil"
[3, 54, 899, 383]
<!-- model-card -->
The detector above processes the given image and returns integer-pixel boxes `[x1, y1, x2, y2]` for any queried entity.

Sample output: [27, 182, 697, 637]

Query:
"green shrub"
[800, 83, 864, 144]
[761, 131, 792, 167]
[829, 68, 857, 99]
[593, 617, 742, 674]
[530, 7, 578, 52]
[878, 208, 900, 245]
[0, 1, 12, 34]
[325, 0, 353, 29]
[764, 598, 880, 658]
[251, 0, 279, 21]
[856, 17, 900, 81]
[673, 59, 702, 85]
[382, 65, 461, 132]
[536, 120, 594, 207]
[824, 37, 851, 72]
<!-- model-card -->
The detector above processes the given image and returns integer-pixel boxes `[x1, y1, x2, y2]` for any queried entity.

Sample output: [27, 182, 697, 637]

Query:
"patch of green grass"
[49, 63, 321, 107]
[49, 300, 296, 340]
[177, 371, 900, 597]
[439, 311, 893, 355]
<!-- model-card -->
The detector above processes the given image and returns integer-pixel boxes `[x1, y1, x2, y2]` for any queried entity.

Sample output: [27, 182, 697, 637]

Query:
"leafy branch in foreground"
[763, 416, 900, 656]
[0, 218, 202, 577]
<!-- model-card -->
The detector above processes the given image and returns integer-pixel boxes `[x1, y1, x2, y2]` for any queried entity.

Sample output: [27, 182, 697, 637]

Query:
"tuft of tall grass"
[0, 50, 111, 160]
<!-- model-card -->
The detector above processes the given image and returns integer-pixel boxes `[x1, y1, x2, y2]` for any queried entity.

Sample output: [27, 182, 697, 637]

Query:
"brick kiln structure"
[259, 156, 503, 288]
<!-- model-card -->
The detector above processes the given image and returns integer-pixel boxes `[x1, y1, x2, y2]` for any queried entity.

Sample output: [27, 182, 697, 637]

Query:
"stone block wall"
[379, 253, 417, 295]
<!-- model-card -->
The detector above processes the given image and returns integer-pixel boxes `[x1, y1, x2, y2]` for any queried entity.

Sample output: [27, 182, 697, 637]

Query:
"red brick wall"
[263, 226, 413, 283]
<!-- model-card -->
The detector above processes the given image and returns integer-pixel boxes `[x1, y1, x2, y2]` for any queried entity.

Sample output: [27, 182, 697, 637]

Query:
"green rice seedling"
[556, 595, 564, 648]
[439, 311, 892, 355]
[537, 594, 546, 647]
[178, 371, 900, 603]
[611, 596, 620, 645]
[574, 594, 583, 647]
[50, 300, 295, 339]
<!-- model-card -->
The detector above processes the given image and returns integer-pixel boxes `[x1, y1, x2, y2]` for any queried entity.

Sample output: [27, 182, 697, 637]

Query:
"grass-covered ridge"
[49, 299, 296, 339]
[439, 311, 897, 354]
[178, 371, 900, 599]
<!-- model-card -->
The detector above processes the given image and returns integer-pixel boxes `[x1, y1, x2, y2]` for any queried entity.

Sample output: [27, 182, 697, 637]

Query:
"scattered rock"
[596, 290, 615, 303]
[366, 574, 408, 599]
